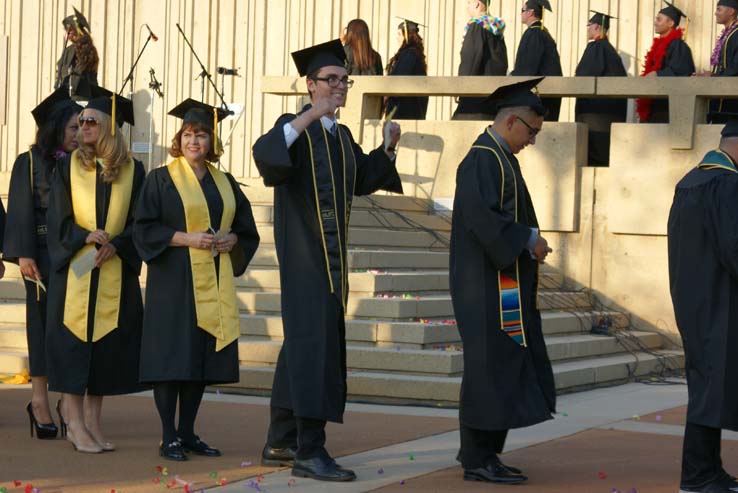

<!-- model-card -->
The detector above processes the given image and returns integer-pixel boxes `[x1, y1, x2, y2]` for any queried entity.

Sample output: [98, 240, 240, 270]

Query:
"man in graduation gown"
[252, 39, 403, 482]
[452, 0, 508, 120]
[450, 77, 556, 485]
[575, 12, 628, 166]
[637, 1, 695, 123]
[668, 119, 738, 493]
[511, 0, 563, 122]
[696, 0, 738, 123]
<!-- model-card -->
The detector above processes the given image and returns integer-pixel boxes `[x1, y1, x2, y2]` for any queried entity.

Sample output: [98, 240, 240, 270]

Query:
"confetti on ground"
[400, 480, 406, 485]
[241, 460, 253, 467]
[377, 468, 384, 474]
[632, 415, 640, 420]
[208, 471, 218, 479]
[655, 415, 662, 422]
[23, 485, 34, 493]
[611, 489, 620, 493]
[598, 471, 607, 479]
[288, 479, 296, 487]
[166, 480, 177, 489]
[219, 479, 228, 486]
[628, 489, 638, 493]
[13, 483, 21, 488]
[152, 477, 161, 484]
[409, 454, 415, 460]
[1, 487, 7, 493]
[216, 389, 221, 395]
[561, 412, 568, 417]
[396, 345, 401, 351]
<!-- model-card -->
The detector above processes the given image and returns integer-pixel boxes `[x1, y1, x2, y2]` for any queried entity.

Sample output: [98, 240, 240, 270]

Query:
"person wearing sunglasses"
[133, 99, 260, 461]
[511, 0, 562, 122]
[450, 78, 554, 485]
[252, 39, 402, 482]
[3, 88, 83, 441]
[46, 87, 146, 454]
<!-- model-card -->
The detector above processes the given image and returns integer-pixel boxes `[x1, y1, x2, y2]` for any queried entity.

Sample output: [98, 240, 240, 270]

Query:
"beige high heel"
[66, 426, 103, 454]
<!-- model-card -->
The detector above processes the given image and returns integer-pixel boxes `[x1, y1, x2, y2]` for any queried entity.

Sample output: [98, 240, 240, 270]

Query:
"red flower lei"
[636, 28, 684, 122]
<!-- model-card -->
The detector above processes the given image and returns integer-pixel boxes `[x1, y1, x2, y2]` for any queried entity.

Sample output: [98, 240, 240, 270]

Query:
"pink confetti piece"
[219, 479, 228, 486]
[288, 479, 297, 487]
[655, 415, 662, 422]
[598, 471, 607, 479]
[241, 460, 253, 467]
[152, 477, 161, 484]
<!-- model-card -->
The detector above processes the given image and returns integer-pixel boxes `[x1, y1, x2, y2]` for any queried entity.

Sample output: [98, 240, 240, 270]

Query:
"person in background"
[54, 7, 99, 97]
[385, 18, 429, 120]
[453, 0, 508, 120]
[341, 19, 383, 76]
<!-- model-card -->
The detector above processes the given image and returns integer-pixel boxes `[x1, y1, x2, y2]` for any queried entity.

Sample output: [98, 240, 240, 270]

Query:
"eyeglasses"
[312, 76, 354, 88]
[515, 116, 541, 137]
[78, 116, 99, 128]
[521, 7, 533, 13]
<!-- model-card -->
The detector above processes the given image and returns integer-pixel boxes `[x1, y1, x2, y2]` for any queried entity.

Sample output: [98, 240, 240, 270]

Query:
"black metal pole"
[119, 34, 153, 95]
[175, 23, 230, 112]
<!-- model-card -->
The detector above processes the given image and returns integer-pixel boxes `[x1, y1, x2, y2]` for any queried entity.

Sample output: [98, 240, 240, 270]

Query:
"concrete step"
[226, 349, 684, 402]
[250, 248, 450, 270]
[0, 302, 26, 324]
[0, 348, 29, 375]
[237, 331, 663, 376]
[238, 310, 630, 347]
[245, 190, 434, 213]
[0, 326, 28, 350]
[256, 224, 449, 249]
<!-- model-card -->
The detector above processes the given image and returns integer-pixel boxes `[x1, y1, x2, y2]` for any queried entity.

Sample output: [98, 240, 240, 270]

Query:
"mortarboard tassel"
[213, 107, 220, 156]
[403, 20, 409, 44]
[111, 94, 116, 136]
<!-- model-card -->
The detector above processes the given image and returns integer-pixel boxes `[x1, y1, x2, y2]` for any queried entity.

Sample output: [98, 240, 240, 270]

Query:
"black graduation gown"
[574, 39, 628, 166]
[709, 27, 738, 121]
[650, 39, 696, 123]
[385, 47, 428, 120]
[450, 128, 556, 431]
[54, 44, 98, 96]
[511, 21, 563, 121]
[667, 151, 738, 431]
[46, 157, 146, 396]
[133, 166, 260, 384]
[3, 148, 56, 376]
[454, 22, 508, 118]
[252, 106, 403, 423]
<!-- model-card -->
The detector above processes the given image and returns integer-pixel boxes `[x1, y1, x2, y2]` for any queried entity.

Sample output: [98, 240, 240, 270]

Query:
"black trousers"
[681, 422, 724, 488]
[459, 423, 508, 470]
[268, 406, 326, 460]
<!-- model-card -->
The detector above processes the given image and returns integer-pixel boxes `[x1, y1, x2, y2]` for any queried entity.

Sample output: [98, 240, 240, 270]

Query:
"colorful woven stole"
[63, 152, 133, 342]
[167, 157, 238, 352]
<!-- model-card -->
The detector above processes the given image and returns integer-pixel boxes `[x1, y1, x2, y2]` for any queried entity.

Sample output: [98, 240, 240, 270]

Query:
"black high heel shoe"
[26, 402, 58, 440]
[55, 399, 67, 438]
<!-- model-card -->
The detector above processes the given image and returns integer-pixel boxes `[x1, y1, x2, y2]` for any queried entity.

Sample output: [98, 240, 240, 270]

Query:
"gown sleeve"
[455, 152, 532, 270]
[46, 157, 91, 272]
[657, 39, 696, 76]
[707, 174, 738, 279]
[715, 34, 738, 77]
[225, 173, 260, 276]
[458, 24, 486, 76]
[252, 114, 301, 187]
[132, 167, 178, 263]
[575, 43, 605, 76]
[511, 30, 545, 75]
[109, 159, 145, 273]
[343, 126, 404, 196]
[2, 152, 36, 261]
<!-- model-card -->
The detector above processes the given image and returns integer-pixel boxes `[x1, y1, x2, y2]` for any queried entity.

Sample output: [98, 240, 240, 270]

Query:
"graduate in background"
[252, 40, 402, 482]
[134, 99, 259, 461]
[450, 78, 555, 485]
[668, 118, 738, 493]
[511, 0, 563, 122]
[384, 18, 429, 120]
[46, 89, 145, 454]
[574, 12, 628, 166]
[341, 19, 383, 76]
[54, 7, 99, 97]
[4, 88, 83, 440]
[452, 0, 508, 120]
[637, 1, 695, 123]
[695, 0, 738, 123]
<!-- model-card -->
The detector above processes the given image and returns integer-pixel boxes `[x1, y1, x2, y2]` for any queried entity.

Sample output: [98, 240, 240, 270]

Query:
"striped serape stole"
[499, 271, 527, 347]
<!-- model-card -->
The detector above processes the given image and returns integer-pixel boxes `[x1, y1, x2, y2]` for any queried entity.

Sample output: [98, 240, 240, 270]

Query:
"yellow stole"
[167, 157, 239, 352]
[64, 151, 134, 342]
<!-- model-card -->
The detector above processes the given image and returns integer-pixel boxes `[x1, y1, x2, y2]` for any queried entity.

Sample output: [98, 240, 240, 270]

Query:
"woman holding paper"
[4, 88, 83, 440]
[46, 88, 146, 453]
[133, 99, 259, 461]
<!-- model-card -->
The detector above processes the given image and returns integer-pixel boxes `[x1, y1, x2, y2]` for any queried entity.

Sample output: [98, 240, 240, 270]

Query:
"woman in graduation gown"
[46, 89, 145, 453]
[133, 99, 259, 461]
[4, 88, 82, 439]
[385, 19, 429, 120]
[342, 19, 383, 76]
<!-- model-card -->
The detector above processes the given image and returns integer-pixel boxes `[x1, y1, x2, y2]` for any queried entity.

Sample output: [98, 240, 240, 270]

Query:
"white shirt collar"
[321, 115, 337, 131]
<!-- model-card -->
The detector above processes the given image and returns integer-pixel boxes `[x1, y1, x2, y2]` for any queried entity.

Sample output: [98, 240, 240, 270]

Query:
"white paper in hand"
[211, 228, 232, 257]
[71, 248, 97, 278]
[383, 106, 397, 151]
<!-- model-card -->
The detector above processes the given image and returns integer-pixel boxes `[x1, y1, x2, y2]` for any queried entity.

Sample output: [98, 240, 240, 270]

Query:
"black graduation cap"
[396, 17, 426, 33]
[718, 0, 738, 9]
[291, 39, 347, 77]
[85, 85, 135, 128]
[589, 10, 618, 31]
[31, 87, 83, 127]
[168, 98, 231, 130]
[714, 113, 738, 137]
[660, 0, 687, 25]
[526, 0, 553, 12]
[484, 77, 547, 116]
[62, 7, 90, 35]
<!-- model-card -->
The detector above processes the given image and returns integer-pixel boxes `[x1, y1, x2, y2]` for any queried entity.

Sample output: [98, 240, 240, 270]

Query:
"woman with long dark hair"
[342, 19, 383, 75]
[55, 8, 99, 95]
[4, 88, 83, 440]
[47, 90, 145, 453]
[134, 99, 259, 461]
[385, 19, 429, 120]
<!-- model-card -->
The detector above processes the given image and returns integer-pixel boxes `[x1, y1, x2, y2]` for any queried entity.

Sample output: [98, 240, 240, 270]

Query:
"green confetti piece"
[562, 412, 568, 417]
[209, 471, 218, 479]
[409, 453, 415, 460]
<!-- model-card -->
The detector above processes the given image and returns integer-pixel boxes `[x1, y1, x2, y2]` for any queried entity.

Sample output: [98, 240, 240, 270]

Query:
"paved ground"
[3, 380, 736, 493]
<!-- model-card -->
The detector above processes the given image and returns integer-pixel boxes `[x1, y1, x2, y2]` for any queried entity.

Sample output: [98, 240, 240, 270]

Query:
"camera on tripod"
[217, 67, 239, 76]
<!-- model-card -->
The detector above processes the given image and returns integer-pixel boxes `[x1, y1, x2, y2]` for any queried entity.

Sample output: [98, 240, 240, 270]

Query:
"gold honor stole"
[64, 152, 134, 342]
[167, 157, 239, 352]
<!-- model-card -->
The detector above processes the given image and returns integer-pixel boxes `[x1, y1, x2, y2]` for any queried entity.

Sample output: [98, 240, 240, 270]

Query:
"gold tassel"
[403, 20, 408, 44]
[213, 107, 219, 155]
[111, 94, 116, 136]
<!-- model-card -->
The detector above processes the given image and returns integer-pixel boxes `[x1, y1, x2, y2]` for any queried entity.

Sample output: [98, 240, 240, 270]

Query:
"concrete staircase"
[0, 195, 683, 403]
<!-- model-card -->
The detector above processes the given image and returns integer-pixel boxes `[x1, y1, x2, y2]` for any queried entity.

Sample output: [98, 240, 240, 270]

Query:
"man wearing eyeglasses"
[450, 77, 556, 485]
[252, 39, 402, 483]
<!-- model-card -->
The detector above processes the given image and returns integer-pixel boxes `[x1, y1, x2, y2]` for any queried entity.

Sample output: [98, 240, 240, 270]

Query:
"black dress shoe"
[160, 440, 187, 461]
[261, 443, 297, 466]
[292, 456, 356, 482]
[26, 402, 58, 440]
[455, 451, 523, 475]
[179, 436, 221, 457]
[464, 463, 528, 484]
[679, 481, 738, 493]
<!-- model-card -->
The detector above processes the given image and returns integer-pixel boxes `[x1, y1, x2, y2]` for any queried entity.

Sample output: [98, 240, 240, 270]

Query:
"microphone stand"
[119, 30, 155, 96]
[147, 68, 164, 172]
[175, 23, 230, 112]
